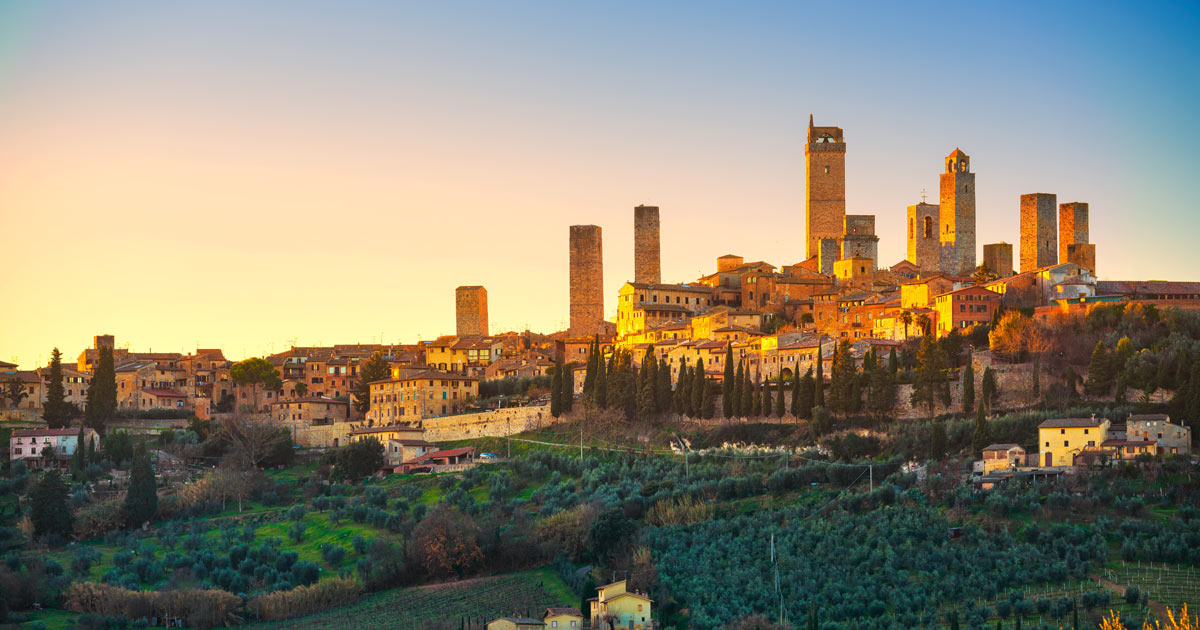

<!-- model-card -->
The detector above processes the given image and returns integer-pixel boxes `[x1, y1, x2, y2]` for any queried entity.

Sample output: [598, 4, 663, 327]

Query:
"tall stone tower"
[840, 215, 879, 270]
[633, 205, 661, 284]
[939, 149, 976, 275]
[1059, 202, 1089, 262]
[569, 225, 604, 336]
[983, 242, 1014, 278]
[906, 202, 940, 272]
[454, 286, 489, 337]
[805, 115, 846, 259]
[1020, 193, 1058, 272]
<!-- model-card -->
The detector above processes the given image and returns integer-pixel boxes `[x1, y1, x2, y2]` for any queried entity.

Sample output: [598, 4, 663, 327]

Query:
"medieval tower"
[1059, 202, 1095, 274]
[805, 115, 846, 259]
[569, 225, 604, 336]
[454, 286, 489, 337]
[983, 242, 1014, 278]
[633, 205, 661, 284]
[1020, 193, 1058, 272]
[939, 149, 976, 275]
[907, 201, 940, 272]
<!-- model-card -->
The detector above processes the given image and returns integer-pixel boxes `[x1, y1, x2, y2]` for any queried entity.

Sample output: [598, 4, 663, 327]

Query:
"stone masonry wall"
[940, 166, 976, 275]
[1020, 193, 1058, 272]
[983, 242, 1014, 278]
[805, 140, 846, 258]
[569, 225, 604, 336]
[1058, 202, 1089, 263]
[907, 203, 940, 272]
[422, 404, 551, 442]
[633, 205, 661, 284]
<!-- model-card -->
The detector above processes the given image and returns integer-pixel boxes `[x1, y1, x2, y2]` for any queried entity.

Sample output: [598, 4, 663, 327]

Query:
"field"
[1103, 561, 1200, 611]
[242, 568, 575, 629]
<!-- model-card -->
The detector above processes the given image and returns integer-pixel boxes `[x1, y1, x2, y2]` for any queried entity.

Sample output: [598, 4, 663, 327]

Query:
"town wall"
[422, 404, 552, 441]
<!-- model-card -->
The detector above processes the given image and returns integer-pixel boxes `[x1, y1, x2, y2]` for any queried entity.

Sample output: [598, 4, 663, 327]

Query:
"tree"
[1112, 337, 1135, 375]
[293, 382, 308, 398]
[675, 359, 690, 415]
[124, 444, 158, 526]
[929, 422, 947, 460]
[560, 362, 574, 413]
[750, 375, 762, 417]
[411, 507, 483, 578]
[1085, 341, 1112, 396]
[810, 406, 832, 439]
[915, 313, 931, 338]
[230, 357, 282, 414]
[701, 375, 715, 419]
[596, 350, 609, 408]
[352, 352, 390, 415]
[1186, 356, 1200, 433]
[774, 372, 786, 417]
[586, 508, 635, 564]
[888, 348, 898, 374]
[722, 345, 735, 417]
[962, 353, 975, 414]
[740, 367, 753, 418]
[972, 398, 991, 457]
[899, 311, 913, 339]
[44, 347, 71, 428]
[866, 361, 896, 416]
[3, 376, 28, 410]
[550, 363, 563, 417]
[982, 366, 999, 411]
[583, 336, 599, 400]
[71, 425, 86, 475]
[814, 343, 825, 408]
[221, 416, 291, 469]
[691, 361, 705, 417]
[794, 368, 814, 420]
[637, 347, 657, 420]
[655, 355, 672, 414]
[911, 336, 949, 415]
[84, 345, 116, 432]
[31, 469, 72, 540]
[828, 339, 856, 414]
[332, 437, 385, 481]
[974, 262, 999, 284]
[732, 361, 745, 417]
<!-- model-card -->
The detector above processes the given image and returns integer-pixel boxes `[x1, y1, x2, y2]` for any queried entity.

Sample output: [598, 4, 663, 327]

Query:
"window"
[1064, 441, 1069, 447]
[824, 165, 830, 174]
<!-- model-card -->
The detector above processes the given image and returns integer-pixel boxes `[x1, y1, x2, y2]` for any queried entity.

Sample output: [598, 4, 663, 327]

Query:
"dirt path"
[1091, 574, 1171, 622]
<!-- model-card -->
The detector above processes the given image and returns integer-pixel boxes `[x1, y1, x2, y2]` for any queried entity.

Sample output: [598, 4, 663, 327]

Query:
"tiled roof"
[1127, 414, 1170, 421]
[627, 282, 714, 293]
[983, 443, 1022, 451]
[140, 388, 187, 397]
[1039, 417, 1104, 429]
[1096, 280, 1200, 296]
[13, 428, 86, 437]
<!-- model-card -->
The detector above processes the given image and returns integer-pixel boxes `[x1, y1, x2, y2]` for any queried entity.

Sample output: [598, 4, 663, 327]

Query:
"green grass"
[241, 567, 576, 629]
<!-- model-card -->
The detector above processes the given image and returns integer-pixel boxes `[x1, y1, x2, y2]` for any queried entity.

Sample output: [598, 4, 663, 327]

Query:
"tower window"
[824, 166, 830, 174]
[923, 216, 933, 239]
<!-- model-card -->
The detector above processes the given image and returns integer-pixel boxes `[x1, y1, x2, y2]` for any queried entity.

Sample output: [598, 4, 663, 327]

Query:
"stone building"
[1059, 201, 1095, 274]
[907, 202, 940, 272]
[983, 242, 1014, 278]
[455, 285, 489, 337]
[1020, 193, 1058, 272]
[365, 370, 479, 425]
[1067, 244, 1097, 276]
[569, 225, 605, 336]
[839, 215, 878, 270]
[939, 149, 976, 275]
[805, 115, 846, 259]
[817, 238, 839, 276]
[633, 205, 661, 284]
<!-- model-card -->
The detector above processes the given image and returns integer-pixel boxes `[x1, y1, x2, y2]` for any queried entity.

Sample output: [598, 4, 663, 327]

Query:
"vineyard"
[242, 568, 575, 629]
[1103, 562, 1200, 611]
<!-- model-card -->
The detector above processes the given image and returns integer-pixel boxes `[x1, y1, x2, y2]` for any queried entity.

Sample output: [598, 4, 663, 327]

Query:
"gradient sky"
[2, 1, 1198, 367]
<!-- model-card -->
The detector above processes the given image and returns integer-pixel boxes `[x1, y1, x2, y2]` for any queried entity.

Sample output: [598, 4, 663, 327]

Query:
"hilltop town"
[2, 118, 1199, 630]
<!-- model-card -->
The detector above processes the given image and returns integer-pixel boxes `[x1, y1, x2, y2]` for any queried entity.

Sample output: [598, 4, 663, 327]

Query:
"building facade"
[805, 116, 846, 259]
[1020, 193, 1058, 272]
[939, 149, 976, 275]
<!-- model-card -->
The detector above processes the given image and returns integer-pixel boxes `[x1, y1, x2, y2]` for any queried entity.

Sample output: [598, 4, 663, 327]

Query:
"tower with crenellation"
[939, 149, 976, 275]
[805, 115, 846, 260]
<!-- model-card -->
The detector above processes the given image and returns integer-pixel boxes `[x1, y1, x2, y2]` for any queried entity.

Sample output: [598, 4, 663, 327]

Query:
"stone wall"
[422, 404, 552, 442]
[983, 242, 1014, 278]
[1058, 202, 1089, 263]
[569, 225, 604, 336]
[907, 203, 940, 272]
[1020, 193, 1058, 272]
[633, 205, 661, 284]
[939, 155, 976, 275]
[805, 126, 846, 258]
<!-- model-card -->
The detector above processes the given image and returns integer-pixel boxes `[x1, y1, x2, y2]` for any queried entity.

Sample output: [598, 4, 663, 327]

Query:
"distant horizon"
[2, 1, 1198, 367]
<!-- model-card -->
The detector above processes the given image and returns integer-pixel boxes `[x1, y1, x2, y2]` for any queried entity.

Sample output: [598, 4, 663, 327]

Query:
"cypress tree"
[775, 372, 786, 417]
[747, 375, 759, 417]
[84, 345, 117, 433]
[31, 469, 72, 539]
[929, 421, 947, 460]
[656, 355, 672, 414]
[848, 375, 862, 415]
[1186, 356, 1200, 427]
[691, 362, 705, 416]
[888, 347, 898, 374]
[733, 361, 745, 417]
[795, 368, 814, 420]
[722, 344, 735, 417]
[550, 363, 562, 417]
[790, 366, 802, 418]
[71, 425, 85, 476]
[1084, 341, 1111, 396]
[44, 347, 69, 428]
[1115, 373, 1128, 405]
[637, 347, 657, 420]
[87, 435, 98, 465]
[676, 359, 690, 415]
[972, 398, 991, 457]
[582, 337, 598, 400]
[596, 352, 609, 408]
[982, 366, 998, 410]
[561, 362, 574, 413]
[701, 374, 715, 419]
[962, 352, 975, 414]
[741, 366, 753, 418]
[124, 443, 158, 527]
[814, 342, 825, 408]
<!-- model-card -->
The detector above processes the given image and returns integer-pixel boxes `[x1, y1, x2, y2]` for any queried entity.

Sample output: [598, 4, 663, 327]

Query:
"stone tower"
[840, 215, 879, 270]
[939, 149, 976, 275]
[633, 205, 661, 284]
[569, 225, 604, 336]
[1067, 243, 1097, 276]
[1020, 193, 1058, 272]
[1059, 202, 1089, 262]
[906, 202, 941, 272]
[983, 242, 1014, 278]
[817, 238, 839, 276]
[805, 115, 846, 259]
[454, 286, 489, 337]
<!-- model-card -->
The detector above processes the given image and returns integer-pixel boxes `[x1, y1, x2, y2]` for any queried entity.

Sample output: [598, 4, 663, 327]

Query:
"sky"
[1, 1, 1198, 367]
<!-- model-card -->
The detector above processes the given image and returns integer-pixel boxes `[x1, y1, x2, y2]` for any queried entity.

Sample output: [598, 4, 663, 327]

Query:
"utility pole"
[580, 426, 583, 460]
[869, 464, 873, 492]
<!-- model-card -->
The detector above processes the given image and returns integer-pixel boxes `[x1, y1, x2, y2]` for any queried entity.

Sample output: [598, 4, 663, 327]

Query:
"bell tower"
[805, 115, 846, 259]
[939, 148, 976, 275]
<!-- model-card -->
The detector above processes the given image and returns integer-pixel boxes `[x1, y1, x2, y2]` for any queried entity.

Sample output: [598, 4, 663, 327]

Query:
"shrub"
[290, 561, 320, 587]
[645, 495, 714, 527]
[247, 575, 363, 621]
[321, 544, 347, 567]
[65, 581, 240, 629]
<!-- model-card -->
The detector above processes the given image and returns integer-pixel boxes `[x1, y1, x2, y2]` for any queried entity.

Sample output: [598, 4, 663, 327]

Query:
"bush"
[246, 576, 363, 621]
[321, 544, 346, 567]
[291, 561, 320, 587]
[65, 581, 240, 629]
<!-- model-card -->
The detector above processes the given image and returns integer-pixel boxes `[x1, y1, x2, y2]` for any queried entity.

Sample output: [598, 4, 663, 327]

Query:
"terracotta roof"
[1096, 280, 1200, 296]
[544, 607, 583, 618]
[1039, 417, 1104, 429]
[1127, 414, 1170, 421]
[12, 428, 87, 437]
[983, 443, 1022, 451]
[389, 439, 434, 447]
[626, 282, 714, 293]
[0, 361, 16, 369]
[1, 370, 41, 383]
[405, 446, 475, 464]
[140, 388, 187, 397]
[271, 397, 347, 406]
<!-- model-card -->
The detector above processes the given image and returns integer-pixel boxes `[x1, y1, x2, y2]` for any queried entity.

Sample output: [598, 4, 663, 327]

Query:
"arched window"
[923, 216, 933, 239]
